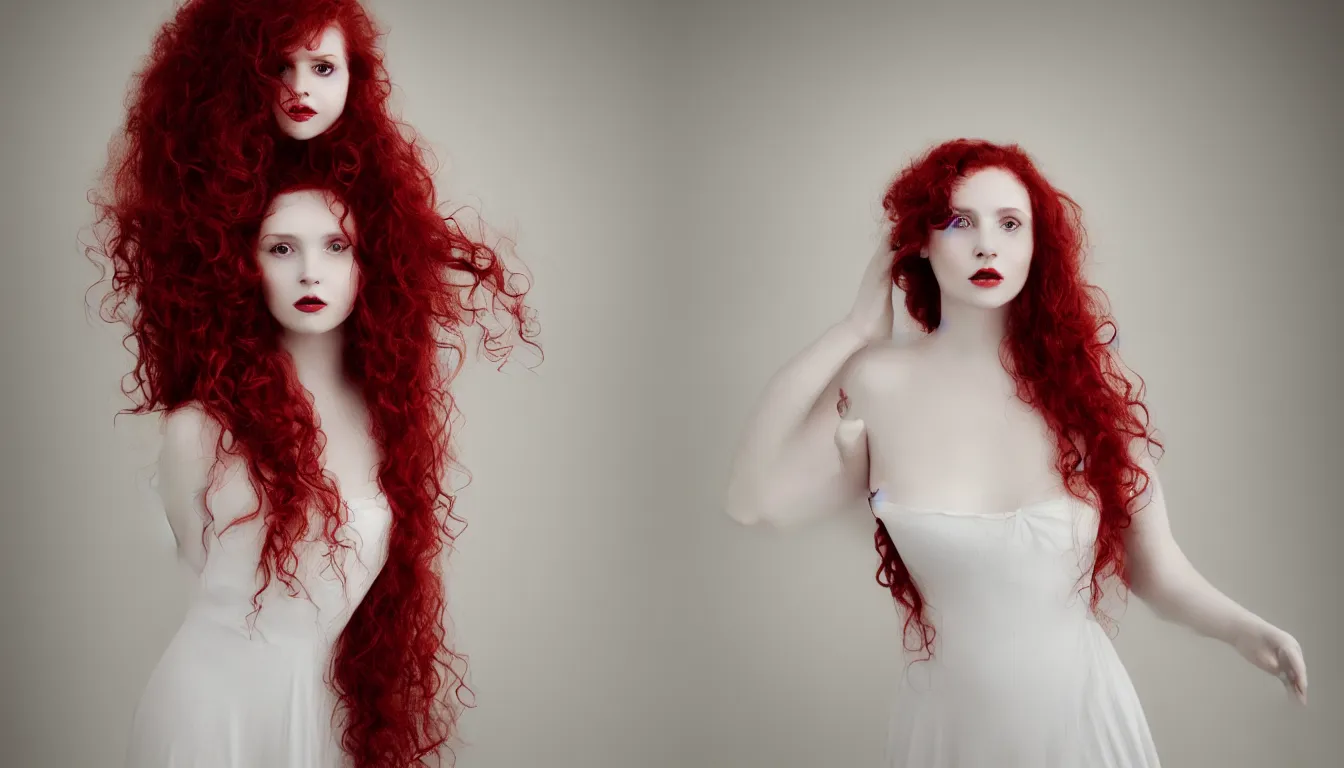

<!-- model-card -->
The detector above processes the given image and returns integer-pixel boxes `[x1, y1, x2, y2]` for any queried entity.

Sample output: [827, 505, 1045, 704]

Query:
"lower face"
[274, 102, 342, 141]
[924, 166, 1035, 311]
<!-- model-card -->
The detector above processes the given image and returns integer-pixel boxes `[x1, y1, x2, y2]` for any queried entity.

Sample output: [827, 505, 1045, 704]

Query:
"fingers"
[1274, 642, 1309, 705]
[1285, 647, 1309, 704]
[864, 239, 896, 290]
[872, 236, 895, 265]
[872, 243, 895, 291]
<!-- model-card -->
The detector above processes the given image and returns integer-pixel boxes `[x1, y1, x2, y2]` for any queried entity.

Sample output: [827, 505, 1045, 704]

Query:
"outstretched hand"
[1235, 621, 1308, 705]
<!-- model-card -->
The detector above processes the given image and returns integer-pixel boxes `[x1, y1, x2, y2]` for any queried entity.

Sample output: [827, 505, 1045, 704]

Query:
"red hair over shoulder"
[876, 139, 1160, 657]
[88, 1, 539, 764]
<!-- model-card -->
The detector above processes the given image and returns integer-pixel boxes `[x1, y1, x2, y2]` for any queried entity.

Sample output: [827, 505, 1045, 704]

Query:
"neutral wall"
[681, 0, 1343, 766]
[1, 0, 1340, 766]
[0, 0, 679, 766]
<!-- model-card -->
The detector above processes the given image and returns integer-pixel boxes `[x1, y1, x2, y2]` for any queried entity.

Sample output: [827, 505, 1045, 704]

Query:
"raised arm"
[1123, 446, 1308, 705]
[156, 404, 219, 575]
[724, 241, 894, 527]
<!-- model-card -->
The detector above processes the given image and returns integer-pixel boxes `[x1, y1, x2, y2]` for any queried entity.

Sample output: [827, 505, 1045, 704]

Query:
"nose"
[284, 69, 311, 99]
[299, 249, 321, 285]
[973, 224, 1001, 259]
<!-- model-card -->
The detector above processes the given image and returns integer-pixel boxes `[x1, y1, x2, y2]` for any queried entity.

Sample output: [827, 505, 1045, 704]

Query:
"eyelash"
[277, 63, 337, 77]
[948, 215, 1023, 232]
[268, 242, 350, 256]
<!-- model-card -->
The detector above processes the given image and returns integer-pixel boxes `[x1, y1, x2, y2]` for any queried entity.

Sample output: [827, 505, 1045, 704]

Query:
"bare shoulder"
[162, 402, 216, 448]
[159, 402, 225, 476]
[838, 336, 921, 398]
[157, 403, 234, 566]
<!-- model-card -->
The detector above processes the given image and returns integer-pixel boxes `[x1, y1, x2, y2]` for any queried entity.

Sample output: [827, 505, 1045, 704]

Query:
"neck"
[928, 295, 1009, 362]
[280, 329, 347, 397]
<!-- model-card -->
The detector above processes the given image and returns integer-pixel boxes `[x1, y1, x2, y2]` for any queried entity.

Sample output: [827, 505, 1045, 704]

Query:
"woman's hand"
[844, 239, 896, 344]
[1234, 620, 1308, 705]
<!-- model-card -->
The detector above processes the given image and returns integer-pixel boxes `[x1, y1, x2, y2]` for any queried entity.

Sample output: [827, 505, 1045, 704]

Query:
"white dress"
[124, 492, 393, 767]
[869, 488, 1161, 768]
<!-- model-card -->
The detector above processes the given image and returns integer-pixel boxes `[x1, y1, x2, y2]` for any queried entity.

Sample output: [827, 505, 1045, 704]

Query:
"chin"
[281, 124, 322, 141]
[272, 112, 332, 141]
[282, 322, 342, 336]
[951, 289, 1017, 311]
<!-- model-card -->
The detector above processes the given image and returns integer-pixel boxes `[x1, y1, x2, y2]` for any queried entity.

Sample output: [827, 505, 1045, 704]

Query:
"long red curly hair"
[87, 1, 538, 764]
[876, 139, 1161, 656]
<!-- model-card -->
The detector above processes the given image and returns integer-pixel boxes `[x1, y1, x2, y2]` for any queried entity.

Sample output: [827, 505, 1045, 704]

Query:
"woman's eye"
[952, 215, 970, 228]
[314, 63, 334, 76]
[329, 241, 349, 253]
[270, 243, 293, 256]
[1003, 219, 1021, 231]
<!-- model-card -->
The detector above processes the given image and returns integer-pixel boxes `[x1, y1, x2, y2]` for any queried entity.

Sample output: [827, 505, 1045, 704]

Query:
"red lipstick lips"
[286, 104, 317, 122]
[294, 295, 327, 313]
[969, 268, 1003, 287]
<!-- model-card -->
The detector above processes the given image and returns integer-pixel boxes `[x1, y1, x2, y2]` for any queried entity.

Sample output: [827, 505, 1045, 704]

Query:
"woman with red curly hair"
[725, 139, 1306, 766]
[91, 1, 536, 766]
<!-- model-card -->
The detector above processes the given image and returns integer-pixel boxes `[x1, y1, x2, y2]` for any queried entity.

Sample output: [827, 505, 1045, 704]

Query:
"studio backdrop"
[0, 0, 1339, 766]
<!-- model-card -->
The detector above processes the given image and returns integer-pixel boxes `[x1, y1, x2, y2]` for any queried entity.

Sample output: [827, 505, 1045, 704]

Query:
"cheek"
[257, 265, 284, 301]
[1008, 234, 1035, 266]
[338, 262, 362, 304]
[927, 231, 970, 263]
[330, 77, 351, 109]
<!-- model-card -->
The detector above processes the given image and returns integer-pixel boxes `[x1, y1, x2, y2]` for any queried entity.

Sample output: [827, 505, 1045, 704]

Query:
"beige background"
[1, 0, 1340, 766]
[681, 0, 1342, 766]
[1, 0, 681, 766]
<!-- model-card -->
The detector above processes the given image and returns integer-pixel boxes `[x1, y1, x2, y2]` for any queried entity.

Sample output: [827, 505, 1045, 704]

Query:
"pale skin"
[159, 189, 381, 573]
[272, 24, 351, 141]
[725, 167, 1309, 705]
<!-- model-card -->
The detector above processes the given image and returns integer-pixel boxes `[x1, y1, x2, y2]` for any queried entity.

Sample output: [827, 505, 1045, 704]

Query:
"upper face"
[256, 188, 361, 336]
[272, 24, 351, 140]
[922, 166, 1035, 311]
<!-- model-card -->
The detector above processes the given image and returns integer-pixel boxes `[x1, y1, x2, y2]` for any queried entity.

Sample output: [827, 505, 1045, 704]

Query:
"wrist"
[836, 315, 879, 347]
[1225, 612, 1269, 648]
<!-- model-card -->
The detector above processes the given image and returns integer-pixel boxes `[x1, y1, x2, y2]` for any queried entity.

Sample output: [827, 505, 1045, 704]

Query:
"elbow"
[1124, 553, 1164, 601]
[724, 491, 765, 527]
[724, 475, 780, 527]
[1126, 557, 1187, 620]
[1127, 572, 1163, 611]
[728, 510, 762, 527]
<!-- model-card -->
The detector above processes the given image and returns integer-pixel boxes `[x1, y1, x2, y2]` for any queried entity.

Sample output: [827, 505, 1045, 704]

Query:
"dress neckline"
[869, 488, 1077, 519]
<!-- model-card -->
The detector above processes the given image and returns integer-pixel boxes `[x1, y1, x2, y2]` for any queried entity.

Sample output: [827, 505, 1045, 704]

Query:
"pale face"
[256, 189, 360, 336]
[272, 24, 351, 140]
[922, 167, 1035, 311]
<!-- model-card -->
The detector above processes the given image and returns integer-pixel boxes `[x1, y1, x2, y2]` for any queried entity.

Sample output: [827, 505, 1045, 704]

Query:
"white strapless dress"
[124, 493, 393, 768]
[869, 489, 1161, 768]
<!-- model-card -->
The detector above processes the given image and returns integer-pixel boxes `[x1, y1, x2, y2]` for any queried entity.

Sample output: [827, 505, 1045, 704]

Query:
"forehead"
[261, 189, 352, 232]
[950, 167, 1031, 212]
[286, 24, 347, 59]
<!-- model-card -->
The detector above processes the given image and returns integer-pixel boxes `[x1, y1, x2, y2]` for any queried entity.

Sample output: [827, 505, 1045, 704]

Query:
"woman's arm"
[156, 404, 217, 575]
[724, 241, 893, 527]
[1123, 447, 1308, 704]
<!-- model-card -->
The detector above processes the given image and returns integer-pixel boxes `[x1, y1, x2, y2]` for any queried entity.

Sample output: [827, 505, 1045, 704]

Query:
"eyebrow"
[952, 206, 1029, 217]
[289, 50, 342, 62]
[258, 232, 350, 241]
